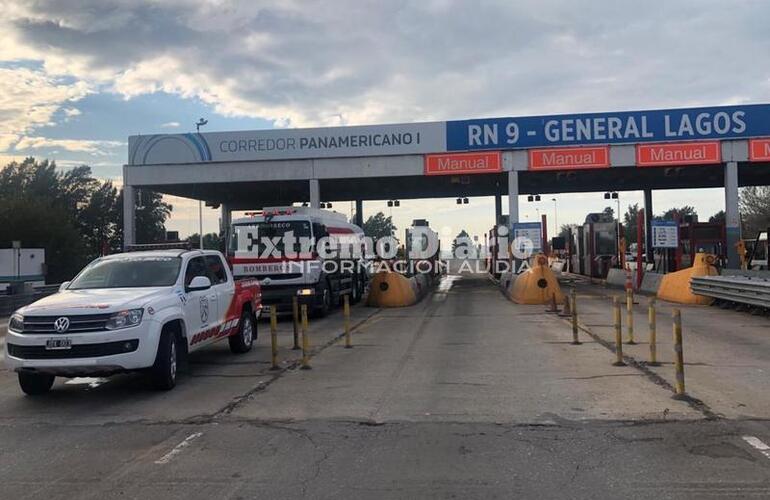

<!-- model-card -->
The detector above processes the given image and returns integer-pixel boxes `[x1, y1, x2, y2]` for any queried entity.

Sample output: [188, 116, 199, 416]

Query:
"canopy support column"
[725, 161, 741, 269]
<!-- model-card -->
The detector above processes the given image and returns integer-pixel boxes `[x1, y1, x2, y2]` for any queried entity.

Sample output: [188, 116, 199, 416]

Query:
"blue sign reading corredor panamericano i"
[446, 103, 770, 151]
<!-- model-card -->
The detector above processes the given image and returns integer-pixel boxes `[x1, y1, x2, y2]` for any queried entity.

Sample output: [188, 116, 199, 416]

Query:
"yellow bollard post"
[300, 303, 311, 370]
[648, 297, 659, 366]
[343, 294, 352, 349]
[672, 309, 686, 398]
[291, 296, 300, 350]
[625, 288, 636, 345]
[570, 288, 581, 345]
[612, 297, 626, 366]
[269, 306, 279, 370]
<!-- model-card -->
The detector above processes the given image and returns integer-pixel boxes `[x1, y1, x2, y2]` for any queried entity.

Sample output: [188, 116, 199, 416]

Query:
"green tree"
[602, 206, 615, 220]
[709, 210, 726, 224]
[188, 233, 222, 250]
[623, 203, 641, 244]
[740, 186, 770, 236]
[452, 229, 471, 256]
[362, 212, 396, 240]
[0, 159, 89, 281]
[0, 158, 173, 282]
[659, 206, 697, 221]
[78, 180, 119, 257]
[112, 189, 173, 250]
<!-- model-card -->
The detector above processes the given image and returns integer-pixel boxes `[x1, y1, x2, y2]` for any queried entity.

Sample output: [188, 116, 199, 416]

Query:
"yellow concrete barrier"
[509, 254, 565, 305]
[366, 271, 418, 307]
[657, 252, 718, 305]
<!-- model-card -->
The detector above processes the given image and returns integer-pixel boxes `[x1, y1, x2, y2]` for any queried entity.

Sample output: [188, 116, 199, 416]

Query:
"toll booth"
[678, 220, 726, 269]
[747, 229, 769, 270]
[405, 219, 441, 276]
[486, 215, 510, 278]
[576, 213, 618, 279]
[486, 224, 505, 278]
[567, 225, 583, 275]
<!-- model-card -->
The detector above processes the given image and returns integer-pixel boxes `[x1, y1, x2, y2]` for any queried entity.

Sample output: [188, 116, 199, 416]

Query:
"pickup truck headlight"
[8, 313, 23, 332]
[105, 309, 144, 330]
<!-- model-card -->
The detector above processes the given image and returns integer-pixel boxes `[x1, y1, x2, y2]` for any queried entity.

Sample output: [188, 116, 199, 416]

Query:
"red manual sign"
[528, 146, 609, 171]
[637, 141, 721, 167]
[749, 138, 770, 161]
[424, 152, 502, 176]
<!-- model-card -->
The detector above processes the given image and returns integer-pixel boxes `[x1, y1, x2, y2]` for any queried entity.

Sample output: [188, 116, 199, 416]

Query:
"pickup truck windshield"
[68, 257, 182, 289]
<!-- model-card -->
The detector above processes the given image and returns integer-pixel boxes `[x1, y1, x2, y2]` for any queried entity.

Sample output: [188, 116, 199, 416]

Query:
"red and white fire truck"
[227, 207, 369, 315]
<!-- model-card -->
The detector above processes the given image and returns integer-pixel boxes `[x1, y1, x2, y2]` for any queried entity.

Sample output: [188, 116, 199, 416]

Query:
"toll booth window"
[753, 236, 768, 261]
[205, 255, 228, 284]
[694, 225, 721, 241]
[185, 257, 208, 286]
[595, 231, 616, 255]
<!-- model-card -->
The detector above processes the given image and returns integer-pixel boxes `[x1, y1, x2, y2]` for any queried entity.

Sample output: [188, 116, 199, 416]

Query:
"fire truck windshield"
[229, 220, 313, 256]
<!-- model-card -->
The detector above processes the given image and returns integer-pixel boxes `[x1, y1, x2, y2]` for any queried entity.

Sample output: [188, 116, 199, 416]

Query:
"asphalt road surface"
[1, 274, 769, 499]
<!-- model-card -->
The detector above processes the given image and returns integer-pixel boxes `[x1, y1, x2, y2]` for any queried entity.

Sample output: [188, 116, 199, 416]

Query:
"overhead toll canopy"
[124, 103, 770, 268]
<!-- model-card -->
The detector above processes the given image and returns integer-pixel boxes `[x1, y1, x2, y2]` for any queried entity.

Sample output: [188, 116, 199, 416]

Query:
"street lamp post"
[198, 200, 203, 250]
[551, 198, 558, 237]
[616, 195, 621, 245]
[195, 118, 208, 249]
[605, 191, 622, 261]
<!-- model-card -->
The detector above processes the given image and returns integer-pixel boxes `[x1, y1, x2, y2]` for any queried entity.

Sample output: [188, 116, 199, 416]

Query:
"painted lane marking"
[437, 275, 461, 293]
[155, 432, 204, 465]
[742, 436, 770, 460]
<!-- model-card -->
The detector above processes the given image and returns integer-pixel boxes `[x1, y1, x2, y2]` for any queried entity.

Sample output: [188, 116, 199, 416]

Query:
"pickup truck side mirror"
[187, 276, 212, 292]
[59, 281, 71, 291]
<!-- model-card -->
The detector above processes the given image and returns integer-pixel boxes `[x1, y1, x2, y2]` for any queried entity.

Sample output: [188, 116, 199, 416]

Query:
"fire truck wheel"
[350, 275, 361, 304]
[316, 280, 332, 317]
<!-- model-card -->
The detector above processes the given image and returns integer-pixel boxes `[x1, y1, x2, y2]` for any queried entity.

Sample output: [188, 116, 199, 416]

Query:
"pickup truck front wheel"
[229, 309, 255, 354]
[150, 331, 177, 390]
[18, 372, 55, 395]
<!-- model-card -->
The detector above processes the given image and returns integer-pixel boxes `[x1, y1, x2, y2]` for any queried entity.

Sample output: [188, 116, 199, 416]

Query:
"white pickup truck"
[4, 249, 261, 395]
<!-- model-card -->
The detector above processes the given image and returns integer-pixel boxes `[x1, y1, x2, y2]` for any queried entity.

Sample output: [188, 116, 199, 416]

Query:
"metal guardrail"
[0, 284, 61, 317]
[691, 275, 770, 308]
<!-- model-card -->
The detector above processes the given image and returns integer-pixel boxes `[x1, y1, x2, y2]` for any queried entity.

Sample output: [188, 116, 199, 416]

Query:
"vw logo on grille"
[53, 317, 70, 333]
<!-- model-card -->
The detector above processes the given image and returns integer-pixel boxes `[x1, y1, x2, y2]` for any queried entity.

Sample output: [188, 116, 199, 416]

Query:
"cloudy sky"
[2, 0, 769, 240]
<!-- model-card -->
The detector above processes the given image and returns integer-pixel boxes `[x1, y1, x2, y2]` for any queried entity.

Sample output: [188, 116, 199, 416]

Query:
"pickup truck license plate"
[46, 338, 72, 350]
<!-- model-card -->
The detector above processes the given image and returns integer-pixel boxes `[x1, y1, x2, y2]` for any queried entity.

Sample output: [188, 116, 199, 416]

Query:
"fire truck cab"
[227, 207, 368, 315]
